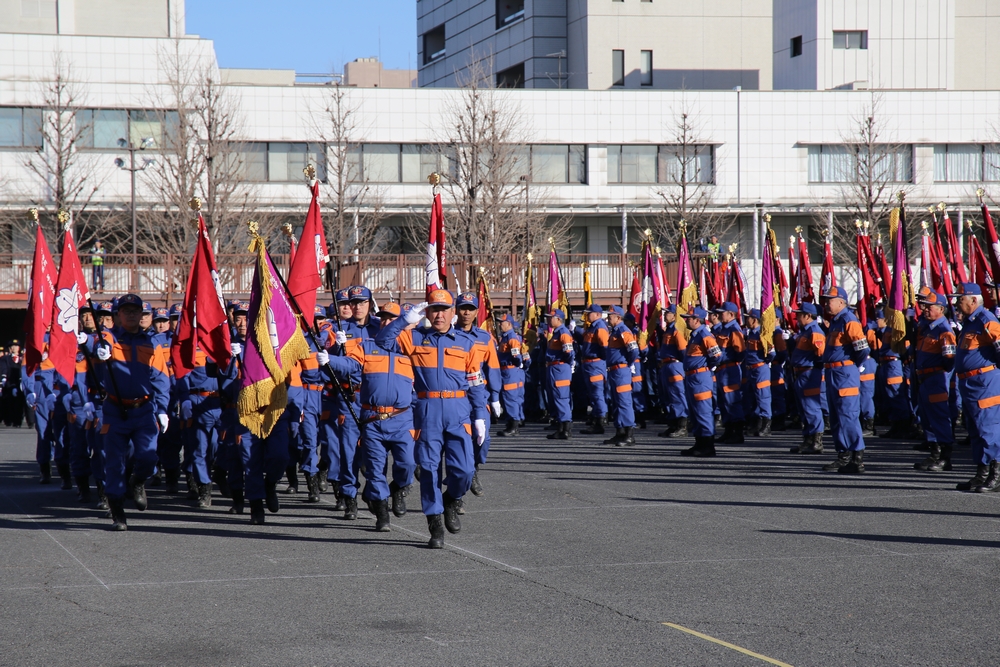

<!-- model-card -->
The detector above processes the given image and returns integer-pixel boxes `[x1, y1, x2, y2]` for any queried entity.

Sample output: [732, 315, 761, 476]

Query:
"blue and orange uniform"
[606, 307, 639, 434]
[682, 309, 721, 442]
[176, 344, 223, 502]
[496, 315, 527, 431]
[770, 321, 788, 423]
[294, 321, 332, 500]
[545, 310, 575, 428]
[858, 323, 878, 429]
[791, 304, 827, 440]
[821, 289, 870, 459]
[914, 296, 957, 449]
[742, 312, 774, 426]
[714, 304, 746, 429]
[657, 310, 688, 428]
[64, 346, 97, 499]
[954, 288, 1000, 467]
[876, 321, 911, 428]
[578, 306, 610, 423]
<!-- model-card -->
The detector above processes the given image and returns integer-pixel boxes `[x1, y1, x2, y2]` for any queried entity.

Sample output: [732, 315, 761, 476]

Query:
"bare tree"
[827, 92, 914, 264]
[137, 41, 268, 261]
[312, 83, 387, 260]
[650, 102, 736, 251]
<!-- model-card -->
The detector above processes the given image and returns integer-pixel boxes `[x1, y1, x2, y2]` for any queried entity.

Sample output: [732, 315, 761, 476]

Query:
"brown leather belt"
[417, 391, 466, 399]
[825, 360, 854, 368]
[959, 365, 995, 380]
[107, 395, 151, 408]
[195, 390, 219, 398]
[361, 405, 409, 423]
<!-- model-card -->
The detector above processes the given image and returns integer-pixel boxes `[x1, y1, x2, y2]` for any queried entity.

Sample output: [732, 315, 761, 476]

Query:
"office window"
[608, 226, 643, 254]
[933, 144, 1000, 182]
[77, 109, 179, 150]
[401, 144, 444, 183]
[612, 50, 625, 87]
[0, 107, 42, 148]
[658, 145, 714, 184]
[568, 226, 588, 253]
[791, 35, 803, 57]
[640, 50, 653, 86]
[496, 63, 525, 88]
[808, 144, 912, 183]
[496, 0, 524, 28]
[423, 25, 446, 65]
[362, 144, 400, 183]
[268, 142, 326, 182]
[833, 30, 867, 50]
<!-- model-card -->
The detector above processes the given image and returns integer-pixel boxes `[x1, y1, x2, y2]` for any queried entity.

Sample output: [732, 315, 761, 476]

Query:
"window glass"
[92, 109, 127, 149]
[129, 109, 163, 148]
[640, 50, 652, 86]
[532, 145, 568, 183]
[0, 108, 22, 146]
[569, 145, 586, 183]
[620, 145, 657, 183]
[363, 144, 400, 183]
[607, 145, 621, 183]
[612, 50, 624, 86]
[401, 144, 441, 183]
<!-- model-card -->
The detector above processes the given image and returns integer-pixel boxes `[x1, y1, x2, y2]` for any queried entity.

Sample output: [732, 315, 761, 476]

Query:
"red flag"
[970, 234, 996, 308]
[931, 216, 954, 296]
[943, 210, 968, 284]
[726, 259, 746, 324]
[25, 224, 57, 375]
[982, 197, 1000, 286]
[49, 220, 91, 384]
[425, 193, 446, 298]
[785, 238, 798, 331]
[796, 232, 814, 303]
[288, 234, 296, 265]
[627, 269, 641, 320]
[820, 235, 836, 294]
[476, 272, 493, 333]
[287, 181, 329, 329]
[171, 215, 231, 379]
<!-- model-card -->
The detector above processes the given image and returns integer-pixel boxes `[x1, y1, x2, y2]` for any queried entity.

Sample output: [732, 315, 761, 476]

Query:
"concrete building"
[1, 0, 184, 37]
[343, 57, 416, 88]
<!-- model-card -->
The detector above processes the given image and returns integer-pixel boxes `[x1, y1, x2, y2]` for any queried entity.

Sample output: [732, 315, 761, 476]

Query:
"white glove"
[230, 342, 242, 357]
[316, 350, 330, 366]
[335, 330, 347, 345]
[474, 419, 486, 445]
[83, 402, 95, 421]
[782, 330, 791, 341]
[96, 345, 111, 361]
[405, 302, 428, 325]
[157, 413, 169, 433]
[571, 362, 577, 373]
[76, 332, 89, 345]
[26, 392, 36, 407]
[490, 400, 503, 418]
[180, 400, 193, 421]
[568, 319, 577, 332]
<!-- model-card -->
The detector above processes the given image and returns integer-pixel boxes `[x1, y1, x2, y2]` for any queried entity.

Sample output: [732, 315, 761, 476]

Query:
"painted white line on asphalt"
[0, 489, 111, 591]
[390, 523, 527, 573]
[663, 622, 795, 667]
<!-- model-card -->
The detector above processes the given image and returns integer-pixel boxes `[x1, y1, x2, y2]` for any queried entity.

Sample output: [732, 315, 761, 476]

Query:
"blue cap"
[227, 299, 240, 309]
[747, 308, 761, 319]
[96, 300, 114, 315]
[624, 313, 636, 323]
[141, 301, 152, 314]
[168, 304, 182, 317]
[152, 307, 169, 321]
[608, 305, 625, 317]
[546, 308, 565, 320]
[456, 291, 479, 309]
[314, 304, 327, 318]
[667, 304, 676, 314]
[919, 290, 944, 306]
[235, 301, 249, 315]
[585, 303, 603, 314]
[325, 304, 339, 318]
[348, 285, 372, 302]
[722, 301, 739, 313]
[954, 282, 982, 296]
[335, 288, 351, 303]
[819, 286, 849, 301]
[684, 306, 708, 320]
[875, 308, 885, 319]
[795, 302, 820, 317]
[117, 293, 143, 309]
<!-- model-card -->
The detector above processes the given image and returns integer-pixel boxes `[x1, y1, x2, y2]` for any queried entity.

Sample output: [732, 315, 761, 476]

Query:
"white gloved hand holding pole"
[490, 400, 503, 418]
[316, 350, 330, 366]
[335, 330, 347, 345]
[96, 346, 111, 361]
[157, 414, 169, 433]
[474, 419, 487, 445]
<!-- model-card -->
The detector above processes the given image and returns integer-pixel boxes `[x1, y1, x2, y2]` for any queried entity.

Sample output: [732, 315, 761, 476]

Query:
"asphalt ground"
[1, 421, 998, 667]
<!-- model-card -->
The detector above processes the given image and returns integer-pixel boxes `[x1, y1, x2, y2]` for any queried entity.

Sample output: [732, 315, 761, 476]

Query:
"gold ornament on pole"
[58, 209, 70, 231]
[937, 202, 946, 212]
[303, 163, 317, 182]
[281, 222, 294, 238]
[28, 208, 39, 224]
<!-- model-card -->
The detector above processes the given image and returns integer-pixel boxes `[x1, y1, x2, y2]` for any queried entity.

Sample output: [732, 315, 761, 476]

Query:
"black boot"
[757, 418, 771, 437]
[212, 464, 231, 499]
[914, 444, 941, 471]
[839, 450, 866, 474]
[546, 422, 563, 440]
[927, 444, 953, 472]
[427, 514, 445, 549]
[164, 469, 180, 494]
[229, 489, 245, 515]
[372, 499, 391, 532]
[879, 420, 908, 438]
[108, 498, 127, 531]
[657, 419, 676, 438]
[75, 475, 91, 503]
[822, 450, 851, 471]
[265, 479, 280, 513]
[130, 475, 148, 511]
[957, 464, 990, 491]
[636, 412, 647, 429]
[771, 414, 786, 431]
[317, 467, 329, 493]
[304, 473, 320, 503]
[619, 427, 636, 446]
[58, 462, 72, 490]
[823, 416, 831, 434]
[862, 418, 876, 436]
[249, 499, 265, 525]
[442, 493, 462, 534]
[196, 482, 212, 509]
[497, 419, 518, 437]
[603, 428, 624, 445]
[343, 495, 358, 520]
[96, 481, 109, 511]
[668, 418, 688, 438]
[470, 467, 484, 497]
[39, 461, 51, 484]
[975, 462, 1000, 493]
[581, 416, 605, 435]
[184, 472, 198, 499]
[332, 486, 346, 511]
[148, 468, 163, 487]
[389, 481, 408, 517]
[555, 421, 572, 439]
[681, 436, 716, 457]
[283, 465, 298, 494]
[799, 433, 824, 454]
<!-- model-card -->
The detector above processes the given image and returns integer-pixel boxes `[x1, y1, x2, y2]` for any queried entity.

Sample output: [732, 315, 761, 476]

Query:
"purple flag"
[238, 228, 310, 438]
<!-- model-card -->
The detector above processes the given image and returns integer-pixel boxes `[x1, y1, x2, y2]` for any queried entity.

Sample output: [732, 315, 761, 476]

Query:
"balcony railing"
[0, 252, 701, 309]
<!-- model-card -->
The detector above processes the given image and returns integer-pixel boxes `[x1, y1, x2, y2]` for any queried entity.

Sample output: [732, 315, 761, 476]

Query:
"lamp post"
[114, 136, 154, 288]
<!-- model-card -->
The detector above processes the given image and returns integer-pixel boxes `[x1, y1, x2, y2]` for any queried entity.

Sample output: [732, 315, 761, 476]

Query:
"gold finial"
[966, 220, 974, 231]
[863, 220, 871, 230]
[678, 219, 687, 231]
[580, 262, 587, 270]
[937, 202, 946, 212]
[27, 208, 38, 223]
[977, 188, 986, 199]
[789, 234, 795, 245]
[281, 222, 294, 237]
[897, 191, 906, 203]
[189, 197, 202, 211]
[644, 228, 653, 239]
[303, 164, 317, 181]
[526, 252, 533, 261]
[877, 231, 883, 245]
[764, 213, 771, 223]
[479, 265, 486, 275]
[247, 220, 260, 237]
[654, 246, 661, 254]
[927, 205, 936, 214]
[855, 219, 863, 230]
[57, 209, 70, 230]
[427, 172, 441, 187]
[728, 243, 738, 254]
[794, 225, 803, 235]
[548, 237, 555, 247]
[819, 227, 829, 239]
[921, 221, 929, 231]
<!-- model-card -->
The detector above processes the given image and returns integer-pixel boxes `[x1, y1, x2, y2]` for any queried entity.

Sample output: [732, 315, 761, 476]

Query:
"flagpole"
[257, 236, 360, 427]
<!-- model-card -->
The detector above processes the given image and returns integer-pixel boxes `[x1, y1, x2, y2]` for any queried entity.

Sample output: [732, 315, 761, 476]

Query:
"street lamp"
[114, 136, 155, 283]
